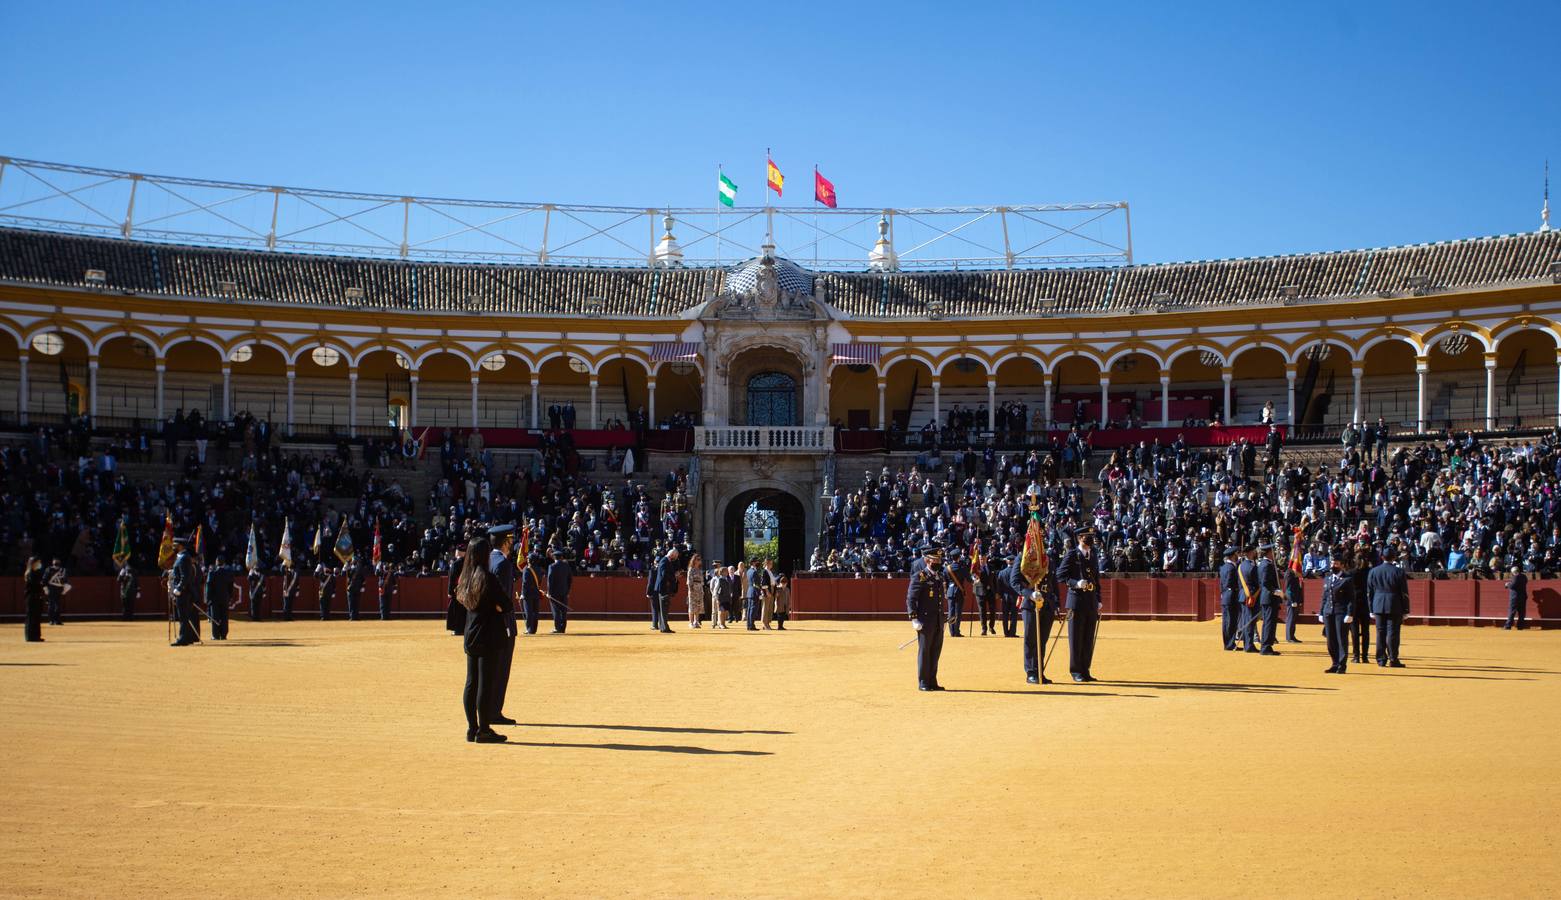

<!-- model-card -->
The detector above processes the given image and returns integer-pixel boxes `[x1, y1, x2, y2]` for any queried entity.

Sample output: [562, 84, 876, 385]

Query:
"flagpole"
[716, 164, 723, 268]
[765, 148, 774, 248]
[813, 164, 819, 267]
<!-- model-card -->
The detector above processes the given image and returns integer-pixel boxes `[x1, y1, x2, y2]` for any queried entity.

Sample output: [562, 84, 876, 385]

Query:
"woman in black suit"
[23, 556, 45, 642]
[458, 537, 509, 743]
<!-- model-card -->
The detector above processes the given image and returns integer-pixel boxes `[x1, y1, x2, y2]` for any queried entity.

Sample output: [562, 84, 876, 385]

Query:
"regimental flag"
[969, 536, 981, 571]
[333, 520, 354, 565]
[1019, 517, 1049, 589]
[278, 517, 294, 569]
[718, 172, 738, 208]
[766, 158, 784, 197]
[1289, 523, 1306, 575]
[519, 524, 531, 563]
[192, 523, 204, 560]
[312, 524, 324, 563]
[814, 169, 837, 208]
[371, 519, 383, 567]
[246, 523, 260, 572]
[112, 518, 132, 568]
[157, 513, 177, 569]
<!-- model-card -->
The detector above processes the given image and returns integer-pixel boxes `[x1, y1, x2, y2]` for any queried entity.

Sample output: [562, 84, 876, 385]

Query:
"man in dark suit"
[1320, 551, 1354, 674]
[1217, 545, 1241, 650]
[945, 554, 968, 637]
[1368, 545, 1409, 667]
[906, 546, 947, 691]
[1503, 566, 1528, 630]
[205, 553, 235, 641]
[377, 562, 396, 620]
[743, 557, 767, 631]
[1283, 563, 1305, 644]
[547, 548, 573, 634]
[1255, 543, 1282, 655]
[1010, 558, 1058, 685]
[547, 403, 562, 430]
[118, 561, 139, 621]
[563, 400, 577, 430]
[1236, 546, 1260, 652]
[1057, 528, 1102, 682]
[169, 536, 200, 647]
[647, 546, 679, 633]
[487, 525, 520, 724]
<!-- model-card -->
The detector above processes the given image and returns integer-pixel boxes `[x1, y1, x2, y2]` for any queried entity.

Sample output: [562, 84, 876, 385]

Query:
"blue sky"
[2, 1, 1557, 264]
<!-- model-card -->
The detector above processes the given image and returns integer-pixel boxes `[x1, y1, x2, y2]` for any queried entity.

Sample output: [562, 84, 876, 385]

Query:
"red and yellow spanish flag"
[766, 157, 784, 197]
[1019, 518, 1049, 589]
[157, 513, 177, 569]
[814, 168, 837, 208]
[1289, 524, 1305, 575]
[371, 518, 383, 566]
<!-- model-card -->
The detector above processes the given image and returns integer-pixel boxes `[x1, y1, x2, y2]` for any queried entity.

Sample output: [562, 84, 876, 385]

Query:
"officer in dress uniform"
[1319, 550, 1354, 674]
[1236, 546, 1260, 653]
[318, 563, 339, 620]
[519, 551, 545, 635]
[1368, 545, 1409, 667]
[169, 536, 200, 646]
[45, 559, 66, 626]
[945, 553, 968, 638]
[1010, 555, 1058, 684]
[1057, 528, 1102, 682]
[906, 546, 947, 691]
[247, 566, 267, 621]
[973, 559, 995, 636]
[345, 553, 367, 621]
[995, 556, 1021, 638]
[547, 548, 573, 634]
[1503, 566, 1528, 630]
[280, 561, 299, 620]
[487, 525, 520, 725]
[205, 553, 234, 641]
[377, 562, 397, 620]
[1283, 562, 1305, 644]
[118, 561, 139, 621]
[1218, 545, 1241, 650]
[1255, 543, 1282, 655]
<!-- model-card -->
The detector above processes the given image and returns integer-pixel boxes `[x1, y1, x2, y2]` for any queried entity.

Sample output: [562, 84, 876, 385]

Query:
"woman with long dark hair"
[459, 536, 509, 743]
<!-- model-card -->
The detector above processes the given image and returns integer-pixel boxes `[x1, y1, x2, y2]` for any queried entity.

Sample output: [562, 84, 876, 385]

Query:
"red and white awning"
[830, 342, 882, 365]
[650, 342, 701, 362]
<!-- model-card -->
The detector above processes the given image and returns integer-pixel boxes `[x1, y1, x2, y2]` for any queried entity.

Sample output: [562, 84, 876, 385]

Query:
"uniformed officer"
[995, 556, 1021, 638]
[1057, 527, 1102, 682]
[1217, 545, 1241, 650]
[205, 553, 235, 641]
[945, 553, 968, 638]
[345, 553, 367, 621]
[377, 562, 397, 620]
[1010, 557, 1058, 684]
[118, 560, 139, 621]
[906, 546, 947, 691]
[316, 562, 336, 620]
[1236, 546, 1260, 653]
[519, 551, 545, 635]
[973, 560, 995, 636]
[487, 524, 520, 725]
[1319, 550, 1354, 674]
[1255, 543, 1282, 656]
[247, 566, 267, 621]
[45, 559, 67, 626]
[169, 536, 200, 647]
[280, 561, 299, 621]
[1504, 566, 1528, 630]
[547, 548, 573, 634]
[1282, 562, 1305, 644]
[1368, 545, 1409, 667]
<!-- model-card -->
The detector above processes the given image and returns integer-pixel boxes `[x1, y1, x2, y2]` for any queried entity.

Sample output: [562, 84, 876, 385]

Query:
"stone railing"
[693, 426, 833, 453]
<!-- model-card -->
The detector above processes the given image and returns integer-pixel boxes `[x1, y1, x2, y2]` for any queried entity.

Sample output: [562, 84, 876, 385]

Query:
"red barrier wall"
[2, 575, 1556, 626]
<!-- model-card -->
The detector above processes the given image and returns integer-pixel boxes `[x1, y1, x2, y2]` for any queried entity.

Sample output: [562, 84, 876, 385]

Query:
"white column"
[221, 364, 232, 422]
[589, 376, 599, 429]
[469, 375, 480, 429]
[1352, 364, 1363, 425]
[408, 374, 419, 427]
[986, 380, 996, 430]
[285, 367, 295, 435]
[1556, 350, 1561, 429]
[17, 354, 28, 426]
[154, 361, 165, 424]
[647, 378, 657, 427]
[347, 369, 358, 437]
[931, 378, 941, 426]
[1159, 371, 1170, 428]
[1285, 364, 1297, 426]
[1484, 353, 1496, 431]
[876, 379, 886, 429]
[88, 357, 99, 422]
[1415, 356, 1428, 434]
[1042, 376, 1053, 430]
[1221, 369, 1234, 423]
[1098, 377, 1110, 428]
[529, 377, 539, 428]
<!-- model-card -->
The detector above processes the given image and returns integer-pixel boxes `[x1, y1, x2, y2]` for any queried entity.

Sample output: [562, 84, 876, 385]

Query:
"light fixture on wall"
[480, 354, 507, 372]
[311, 346, 342, 367]
[669, 361, 694, 376]
[394, 354, 411, 370]
[1199, 350, 1222, 369]
[1437, 333, 1471, 356]
[31, 333, 65, 356]
[229, 345, 254, 363]
[567, 357, 589, 374]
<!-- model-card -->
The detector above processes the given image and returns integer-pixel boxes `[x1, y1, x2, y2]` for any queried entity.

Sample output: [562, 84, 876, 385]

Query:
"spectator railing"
[694, 426, 833, 453]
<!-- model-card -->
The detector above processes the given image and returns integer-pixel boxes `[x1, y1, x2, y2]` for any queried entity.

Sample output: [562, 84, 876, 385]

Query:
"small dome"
[725, 255, 814, 297]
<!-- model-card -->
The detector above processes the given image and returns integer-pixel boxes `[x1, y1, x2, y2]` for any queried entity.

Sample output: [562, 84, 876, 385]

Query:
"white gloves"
[912, 619, 923, 631]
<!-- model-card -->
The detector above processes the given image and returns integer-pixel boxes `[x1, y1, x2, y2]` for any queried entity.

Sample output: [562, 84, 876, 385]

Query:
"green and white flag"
[718, 173, 738, 207]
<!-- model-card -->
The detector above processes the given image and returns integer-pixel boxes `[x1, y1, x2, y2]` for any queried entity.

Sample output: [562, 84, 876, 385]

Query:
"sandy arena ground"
[1, 616, 1557, 898]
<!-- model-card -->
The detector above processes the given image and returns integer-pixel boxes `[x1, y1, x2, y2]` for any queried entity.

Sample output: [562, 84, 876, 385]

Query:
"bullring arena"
[3, 154, 1561, 898]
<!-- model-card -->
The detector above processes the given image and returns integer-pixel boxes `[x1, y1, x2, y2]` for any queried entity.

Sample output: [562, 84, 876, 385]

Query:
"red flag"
[372, 519, 383, 566]
[814, 169, 837, 208]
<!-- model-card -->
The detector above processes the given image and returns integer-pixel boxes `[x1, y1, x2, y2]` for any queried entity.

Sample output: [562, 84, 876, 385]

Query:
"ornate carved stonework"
[708, 251, 822, 320]
[750, 457, 776, 480]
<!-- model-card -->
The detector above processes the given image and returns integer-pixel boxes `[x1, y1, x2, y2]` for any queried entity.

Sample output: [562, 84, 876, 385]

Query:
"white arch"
[1491, 321, 1561, 350]
[1227, 341, 1289, 368]
[0, 320, 27, 350]
[989, 349, 1047, 372]
[162, 333, 230, 363]
[23, 322, 95, 355]
[411, 345, 479, 371]
[590, 351, 652, 378]
[1164, 344, 1229, 369]
[1424, 330, 1494, 355]
[651, 357, 705, 377]
[934, 353, 995, 377]
[876, 352, 937, 379]
[1046, 348, 1106, 376]
[1357, 332, 1423, 359]
[1102, 346, 1168, 372]
[1285, 337, 1356, 366]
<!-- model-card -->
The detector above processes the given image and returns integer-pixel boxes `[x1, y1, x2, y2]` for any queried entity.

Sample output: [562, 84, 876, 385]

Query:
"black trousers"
[319, 590, 332, 620]
[1285, 604, 1301, 641]
[1020, 602, 1056, 678]
[282, 590, 296, 620]
[977, 597, 997, 633]
[249, 591, 262, 621]
[346, 590, 360, 621]
[47, 590, 62, 625]
[1001, 598, 1019, 636]
[1505, 597, 1527, 629]
[1068, 607, 1099, 676]
[24, 596, 43, 641]
[490, 632, 516, 715]
[1324, 612, 1349, 669]
[209, 605, 228, 640]
[463, 651, 502, 730]
[122, 592, 137, 621]
[1220, 602, 1240, 649]
[378, 590, 390, 620]
[1259, 604, 1280, 650]
[522, 596, 540, 634]
[1374, 613, 1402, 664]
[947, 599, 965, 636]
[1351, 614, 1371, 660]
[550, 596, 569, 632]
[174, 597, 200, 644]
[916, 619, 945, 688]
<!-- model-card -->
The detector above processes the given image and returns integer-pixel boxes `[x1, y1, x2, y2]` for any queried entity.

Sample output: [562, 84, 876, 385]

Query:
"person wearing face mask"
[906, 546, 948, 691]
[1319, 549, 1355, 674]
[1056, 527, 1102, 683]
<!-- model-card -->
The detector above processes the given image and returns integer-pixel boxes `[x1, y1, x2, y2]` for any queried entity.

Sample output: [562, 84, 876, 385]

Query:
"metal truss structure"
[0, 156, 1132, 271]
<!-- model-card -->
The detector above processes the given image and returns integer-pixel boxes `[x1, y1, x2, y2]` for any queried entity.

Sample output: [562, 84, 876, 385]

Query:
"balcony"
[693, 426, 833, 453]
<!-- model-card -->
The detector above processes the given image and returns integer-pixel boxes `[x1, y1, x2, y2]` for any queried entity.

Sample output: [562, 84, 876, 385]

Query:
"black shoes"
[466, 728, 478, 743]
[1389, 661, 1406, 668]
[1026, 674, 1039, 684]
[491, 715, 518, 725]
[1072, 674, 1086, 683]
[474, 729, 508, 743]
[660, 627, 674, 634]
[1286, 638, 1303, 644]
[1260, 649, 1281, 656]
